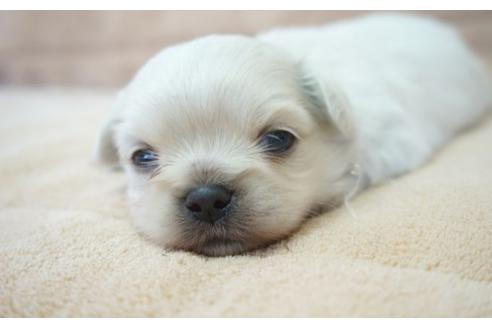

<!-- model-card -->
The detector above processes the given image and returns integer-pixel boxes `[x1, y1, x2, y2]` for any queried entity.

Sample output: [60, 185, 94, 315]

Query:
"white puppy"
[95, 14, 492, 256]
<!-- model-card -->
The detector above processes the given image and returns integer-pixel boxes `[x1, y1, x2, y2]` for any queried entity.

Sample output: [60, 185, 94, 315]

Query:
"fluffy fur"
[95, 14, 492, 256]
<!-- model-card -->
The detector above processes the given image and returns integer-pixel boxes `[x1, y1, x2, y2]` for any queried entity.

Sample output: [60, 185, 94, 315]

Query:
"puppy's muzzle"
[183, 184, 234, 223]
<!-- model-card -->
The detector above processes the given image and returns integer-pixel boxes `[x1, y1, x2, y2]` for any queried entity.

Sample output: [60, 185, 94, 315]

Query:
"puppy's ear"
[93, 91, 125, 168]
[299, 66, 355, 139]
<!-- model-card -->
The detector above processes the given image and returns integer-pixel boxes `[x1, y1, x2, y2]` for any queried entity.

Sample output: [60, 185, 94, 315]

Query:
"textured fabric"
[0, 87, 491, 317]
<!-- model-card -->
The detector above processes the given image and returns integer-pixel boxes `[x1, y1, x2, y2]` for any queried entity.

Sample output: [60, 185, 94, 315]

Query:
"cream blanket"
[1, 87, 491, 317]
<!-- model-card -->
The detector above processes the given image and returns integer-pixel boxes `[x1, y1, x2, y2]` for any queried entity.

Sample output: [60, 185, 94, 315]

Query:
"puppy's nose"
[184, 184, 233, 223]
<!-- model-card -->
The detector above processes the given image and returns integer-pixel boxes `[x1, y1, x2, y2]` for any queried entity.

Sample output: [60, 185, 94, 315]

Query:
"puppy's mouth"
[203, 237, 238, 247]
[203, 237, 244, 253]
[176, 218, 261, 256]
[184, 237, 246, 256]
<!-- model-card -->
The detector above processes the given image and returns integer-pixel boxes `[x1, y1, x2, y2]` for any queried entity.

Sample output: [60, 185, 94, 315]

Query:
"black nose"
[184, 184, 233, 223]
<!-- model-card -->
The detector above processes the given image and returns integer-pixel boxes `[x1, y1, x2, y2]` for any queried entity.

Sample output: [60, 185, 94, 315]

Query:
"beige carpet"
[0, 87, 491, 317]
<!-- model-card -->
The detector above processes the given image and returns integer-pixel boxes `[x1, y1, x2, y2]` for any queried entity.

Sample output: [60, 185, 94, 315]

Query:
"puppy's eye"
[259, 130, 296, 154]
[131, 149, 159, 169]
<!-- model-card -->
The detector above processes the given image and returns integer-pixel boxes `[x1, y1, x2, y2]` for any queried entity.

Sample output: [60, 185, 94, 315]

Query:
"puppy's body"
[260, 14, 491, 184]
[96, 14, 492, 256]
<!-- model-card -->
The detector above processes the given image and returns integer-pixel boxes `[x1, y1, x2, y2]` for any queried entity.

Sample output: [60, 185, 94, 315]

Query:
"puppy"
[95, 14, 492, 256]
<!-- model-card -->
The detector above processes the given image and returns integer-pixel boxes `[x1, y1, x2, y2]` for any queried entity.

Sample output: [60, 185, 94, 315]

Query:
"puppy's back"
[259, 13, 492, 183]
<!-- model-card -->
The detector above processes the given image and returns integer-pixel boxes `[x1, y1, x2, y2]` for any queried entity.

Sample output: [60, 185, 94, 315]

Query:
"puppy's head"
[96, 35, 356, 256]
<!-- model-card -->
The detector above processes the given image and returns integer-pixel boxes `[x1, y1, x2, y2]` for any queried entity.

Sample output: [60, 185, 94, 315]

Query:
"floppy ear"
[93, 91, 126, 168]
[299, 65, 355, 139]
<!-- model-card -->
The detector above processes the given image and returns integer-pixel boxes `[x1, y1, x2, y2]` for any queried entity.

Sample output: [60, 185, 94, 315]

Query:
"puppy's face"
[96, 35, 355, 256]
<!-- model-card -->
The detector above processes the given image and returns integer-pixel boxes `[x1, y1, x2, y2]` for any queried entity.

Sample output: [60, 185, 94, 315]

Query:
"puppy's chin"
[183, 237, 288, 257]
[166, 228, 297, 257]
[176, 221, 302, 256]
[134, 213, 301, 257]
[179, 238, 251, 257]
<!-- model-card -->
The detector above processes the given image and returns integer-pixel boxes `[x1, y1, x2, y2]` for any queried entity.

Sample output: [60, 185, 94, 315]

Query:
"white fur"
[259, 14, 492, 183]
[96, 14, 492, 256]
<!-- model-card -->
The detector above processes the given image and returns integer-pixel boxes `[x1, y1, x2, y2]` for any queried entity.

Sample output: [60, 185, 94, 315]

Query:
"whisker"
[343, 163, 362, 220]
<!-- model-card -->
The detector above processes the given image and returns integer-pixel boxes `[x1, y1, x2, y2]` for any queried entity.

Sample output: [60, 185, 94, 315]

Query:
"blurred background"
[1, 11, 491, 88]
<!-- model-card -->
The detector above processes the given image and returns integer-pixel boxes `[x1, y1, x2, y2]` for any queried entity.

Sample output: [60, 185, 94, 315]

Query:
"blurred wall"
[1, 11, 491, 87]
